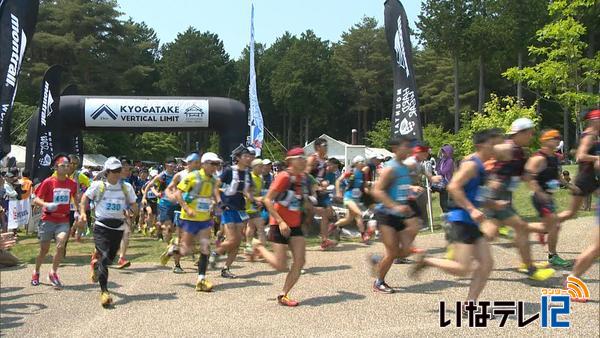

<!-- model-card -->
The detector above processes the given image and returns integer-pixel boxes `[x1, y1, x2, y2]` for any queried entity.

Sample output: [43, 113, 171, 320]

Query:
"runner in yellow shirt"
[245, 159, 266, 256]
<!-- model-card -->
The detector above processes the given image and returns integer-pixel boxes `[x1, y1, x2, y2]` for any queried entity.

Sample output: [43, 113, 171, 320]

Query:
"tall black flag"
[384, 0, 422, 141]
[26, 65, 63, 183]
[0, 0, 40, 158]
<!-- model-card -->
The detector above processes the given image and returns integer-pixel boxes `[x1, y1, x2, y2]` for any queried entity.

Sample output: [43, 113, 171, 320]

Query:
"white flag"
[248, 4, 264, 156]
[8, 198, 31, 229]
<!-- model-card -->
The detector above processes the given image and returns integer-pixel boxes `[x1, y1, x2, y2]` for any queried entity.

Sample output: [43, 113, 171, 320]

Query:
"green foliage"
[133, 133, 182, 162]
[422, 124, 457, 155]
[9, 103, 37, 146]
[365, 119, 391, 149]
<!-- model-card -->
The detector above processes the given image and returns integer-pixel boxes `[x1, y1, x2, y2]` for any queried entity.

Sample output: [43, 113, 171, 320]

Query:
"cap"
[540, 129, 561, 141]
[376, 154, 385, 160]
[247, 147, 257, 156]
[262, 159, 272, 165]
[251, 159, 263, 167]
[352, 155, 365, 165]
[185, 153, 200, 163]
[104, 157, 122, 171]
[201, 152, 222, 164]
[412, 145, 430, 154]
[286, 147, 305, 159]
[232, 144, 252, 157]
[507, 118, 535, 135]
[585, 109, 600, 120]
[149, 169, 159, 177]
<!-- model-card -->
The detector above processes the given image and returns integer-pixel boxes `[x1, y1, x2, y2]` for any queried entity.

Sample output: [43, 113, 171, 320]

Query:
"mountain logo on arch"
[91, 105, 118, 120]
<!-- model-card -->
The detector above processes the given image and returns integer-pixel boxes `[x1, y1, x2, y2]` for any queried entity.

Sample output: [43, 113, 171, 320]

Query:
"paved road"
[1, 217, 598, 337]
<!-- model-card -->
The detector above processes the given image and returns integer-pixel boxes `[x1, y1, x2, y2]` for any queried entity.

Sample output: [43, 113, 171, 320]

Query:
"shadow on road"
[63, 281, 122, 291]
[393, 280, 469, 294]
[0, 287, 47, 331]
[111, 291, 178, 306]
[303, 265, 352, 275]
[217, 279, 272, 291]
[301, 291, 366, 307]
[117, 266, 170, 274]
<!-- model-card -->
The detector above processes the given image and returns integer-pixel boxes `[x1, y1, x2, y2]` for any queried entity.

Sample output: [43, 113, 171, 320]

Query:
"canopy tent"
[303, 134, 392, 169]
[83, 154, 107, 168]
[1, 145, 27, 167]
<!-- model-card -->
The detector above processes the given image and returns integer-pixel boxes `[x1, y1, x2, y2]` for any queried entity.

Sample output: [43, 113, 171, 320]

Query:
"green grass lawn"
[9, 165, 595, 265]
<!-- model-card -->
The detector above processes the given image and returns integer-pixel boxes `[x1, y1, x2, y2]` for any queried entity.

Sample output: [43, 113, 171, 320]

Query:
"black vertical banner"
[384, 0, 422, 141]
[0, 0, 40, 158]
[55, 84, 84, 166]
[26, 65, 63, 182]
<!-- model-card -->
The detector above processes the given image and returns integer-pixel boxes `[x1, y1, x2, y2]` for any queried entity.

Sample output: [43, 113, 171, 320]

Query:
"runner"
[524, 129, 573, 268]
[145, 159, 178, 246]
[141, 171, 160, 237]
[251, 147, 310, 306]
[115, 157, 134, 269]
[559, 109, 600, 221]
[31, 154, 78, 289]
[482, 118, 555, 281]
[159, 152, 222, 291]
[160, 152, 202, 273]
[334, 155, 372, 243]
[80, 157, 137, 307]
[306, 137, 336, 250]
[410, 129, 505, 315]
[209, 145, 254, 279]
[60, 155, 90, 251]
[368, 136, 422, 293]
[244, 159, 267, 256]
[135, 168, 149, 232]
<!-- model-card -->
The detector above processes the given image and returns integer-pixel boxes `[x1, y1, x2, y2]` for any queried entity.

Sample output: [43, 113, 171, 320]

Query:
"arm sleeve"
[34, 180, 48, 201]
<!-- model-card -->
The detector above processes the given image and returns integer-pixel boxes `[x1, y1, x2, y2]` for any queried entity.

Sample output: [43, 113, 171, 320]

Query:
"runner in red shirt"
[252, 147, 310, 307]
[31, 154, 78, 289]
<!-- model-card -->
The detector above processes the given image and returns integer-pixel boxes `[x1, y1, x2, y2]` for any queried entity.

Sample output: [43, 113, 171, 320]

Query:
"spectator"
[434, 145, 455, 214]
[0, 232, 19, 267]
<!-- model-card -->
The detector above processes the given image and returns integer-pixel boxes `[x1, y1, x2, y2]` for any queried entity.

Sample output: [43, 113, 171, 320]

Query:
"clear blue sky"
[118, 0, 423, 59]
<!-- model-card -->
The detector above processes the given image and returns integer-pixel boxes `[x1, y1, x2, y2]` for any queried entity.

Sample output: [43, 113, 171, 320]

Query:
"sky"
[118, 0, 423, 59]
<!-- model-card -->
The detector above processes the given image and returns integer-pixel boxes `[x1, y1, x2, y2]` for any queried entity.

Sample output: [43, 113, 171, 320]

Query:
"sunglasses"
[109, 168, 122, 173]
[205, 161, 221, 166]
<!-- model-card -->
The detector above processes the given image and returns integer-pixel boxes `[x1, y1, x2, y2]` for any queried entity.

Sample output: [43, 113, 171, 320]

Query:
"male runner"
[368, 137, 422, 293]
[245, 159, 267, 256]
[252, 147, 310, 306]
[81, 157, 137, 307]
[559, 109, 600, 221]
[524, 129, 573, 268]
[411, 129, 505, 315]
[161, 153, 202, 273]
[306, 137, 337, 250]
[209, 145, 254, 279]
[144, 158, 178, 246]
[161, 152, 222, 291]
[482, 118, 555, 281]
[115, 157, 134, 268]
[31, 155, 78, 288]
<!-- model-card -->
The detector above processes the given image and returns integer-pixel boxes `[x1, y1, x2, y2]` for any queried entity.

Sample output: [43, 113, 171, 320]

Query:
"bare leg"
[51, 232, 68, 272]
[377, 225, 400, 281]
[216, 223, 242, 268]
[256, 242, 288, 271]
[571, 229, 600, 277]
[282, 236, 306, 295]
[467, 238, 494, 301]
[35, 241, 51, 272]
[543, 214, 560, 255]
[505, 216, 533, 267]
[558, 195, 583, 222]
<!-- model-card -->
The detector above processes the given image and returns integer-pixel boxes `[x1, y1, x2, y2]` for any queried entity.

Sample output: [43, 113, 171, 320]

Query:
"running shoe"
[244, 244, 254, 256]
[537, 233, 547, 245]
[31, 272, 40, 286]
[394, 258, 411, 264]
[48, 272, 63, 289]
[221, 268, 237, 279]
[173, 265, 184, 274]
[320, 239, 337, 251]
[100, 291, 113, 308]
[409, 253, 427, 280]
[548, 254, 572, 268]
[159, 248, 171, 266]
[277, 294, 299, 307]
[498, 226, 513, 239]
[195, 279, 214, 292]
[527, 267, 556, 281]
[90, 257, 99, 282]
[116, 257, 131, 269]
[410, 247, 425, 254]
[327, 223, 337, 236]
[372, 281, 394, 294]
[517, 261, 550, 273]
[209, 251, 220, 269]
[361, 232, 371, 244]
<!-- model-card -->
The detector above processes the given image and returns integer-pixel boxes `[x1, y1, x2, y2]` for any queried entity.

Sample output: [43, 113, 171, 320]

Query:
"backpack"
[94, 181, 131, 204]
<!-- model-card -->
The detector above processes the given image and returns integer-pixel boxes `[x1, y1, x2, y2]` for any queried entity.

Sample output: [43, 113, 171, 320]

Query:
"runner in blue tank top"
[368, 136, 422, 294]
[410, 129, 505, 316]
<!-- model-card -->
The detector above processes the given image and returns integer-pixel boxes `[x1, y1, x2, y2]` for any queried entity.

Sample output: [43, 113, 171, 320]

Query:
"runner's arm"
[79, 194, 90, 223]
[524, 155, 546, 195]
[576, 134, 599, 163]
[214, 179, 222, 205]
[447, 161, 478, 212]
[305, 155, 316, 174]
[371, 167, 396, 209]
[165, 175, 181, 201]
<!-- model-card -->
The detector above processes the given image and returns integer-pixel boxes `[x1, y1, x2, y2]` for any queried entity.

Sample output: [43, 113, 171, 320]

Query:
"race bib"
[352, 188, 362, 199]
[196, 197, 211, 212]
[395, 185, 410, 203]
[239, 211, 250, 221]
[53, 188, 71, 205]
[104, 199, 123, 212]
[547, 179, 560, 192]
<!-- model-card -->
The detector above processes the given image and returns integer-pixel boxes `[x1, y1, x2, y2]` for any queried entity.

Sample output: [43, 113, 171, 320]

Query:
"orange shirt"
[20, 177, 33, 199]
[268, 171, 304, 228]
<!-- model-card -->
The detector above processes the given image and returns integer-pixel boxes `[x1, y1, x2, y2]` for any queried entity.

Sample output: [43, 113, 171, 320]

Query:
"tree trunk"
[563, 107, 569, 155]
[453, 55, 460, 133]
[282, 111, 287, 148]
[588, 29, 595, 94]
[186, 131, 191, 153]
[286, 113, 292, 148]
[517, 51, 523, 102]
[305, 116, 309, 145]
[362, 111, 368, 144]
[478, 55, 485, 112]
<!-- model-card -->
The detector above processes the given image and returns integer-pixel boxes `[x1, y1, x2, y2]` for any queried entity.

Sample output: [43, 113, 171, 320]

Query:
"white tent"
[303, 134, 392, 169]
[2, 145, 27, 167]
[83, 154, 107, 168]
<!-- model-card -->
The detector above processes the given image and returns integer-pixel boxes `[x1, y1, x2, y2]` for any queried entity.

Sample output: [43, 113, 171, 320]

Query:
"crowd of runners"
[6, 112, 598, 310]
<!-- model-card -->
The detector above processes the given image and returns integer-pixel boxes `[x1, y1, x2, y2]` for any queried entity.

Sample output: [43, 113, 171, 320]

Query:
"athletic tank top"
[534, 151, 560, 193]
[376, 160, 412, 215]
[492, 140, 526, 191]
[344, 168, 364, 200]
[578, 131, 600, 176]
[310, 154, 327, 181]
[447, 156, 486, 226]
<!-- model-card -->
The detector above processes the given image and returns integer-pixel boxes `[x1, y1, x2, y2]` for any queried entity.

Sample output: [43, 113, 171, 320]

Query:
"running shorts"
[374, 211, 407, 232]
[531, 193, 556, 218]
[179, 219, 212, 236]
[448, 222, 483, 245]
[268, 225, 304, 245]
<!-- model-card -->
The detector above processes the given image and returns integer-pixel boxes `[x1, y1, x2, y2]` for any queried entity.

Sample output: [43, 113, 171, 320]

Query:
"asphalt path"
[1, 217, 598, 337]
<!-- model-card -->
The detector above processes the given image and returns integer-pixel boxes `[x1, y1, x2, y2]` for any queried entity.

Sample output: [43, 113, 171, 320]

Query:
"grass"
[9, 164, 595, 265]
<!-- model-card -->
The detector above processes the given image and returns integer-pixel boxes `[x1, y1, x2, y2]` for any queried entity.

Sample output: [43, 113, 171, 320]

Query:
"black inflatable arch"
[57, 95, 247, 160]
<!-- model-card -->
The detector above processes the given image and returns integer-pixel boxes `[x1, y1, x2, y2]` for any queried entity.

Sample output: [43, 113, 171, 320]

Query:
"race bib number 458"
[53, 188, 71, 204]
